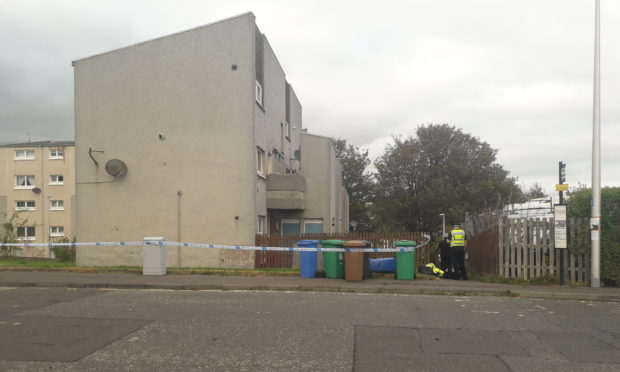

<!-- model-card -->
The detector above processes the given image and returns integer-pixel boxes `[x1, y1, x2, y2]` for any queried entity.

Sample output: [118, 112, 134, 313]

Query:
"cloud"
[0, 0, 619, 190]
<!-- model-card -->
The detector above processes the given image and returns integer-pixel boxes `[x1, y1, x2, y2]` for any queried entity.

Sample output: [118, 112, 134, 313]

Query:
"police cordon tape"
[0, 235, 430, 253]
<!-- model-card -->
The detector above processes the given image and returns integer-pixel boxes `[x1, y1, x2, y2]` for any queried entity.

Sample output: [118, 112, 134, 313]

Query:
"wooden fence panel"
[492, 217, 589, 283]
[467, 226, 498, 275]
[498, 218, 505, 277]
[534, 219, 541, 277]
[545, 219, 554, 276]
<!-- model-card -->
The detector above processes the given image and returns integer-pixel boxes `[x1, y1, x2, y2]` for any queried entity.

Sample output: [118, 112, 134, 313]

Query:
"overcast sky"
[1, 0, 618, 194]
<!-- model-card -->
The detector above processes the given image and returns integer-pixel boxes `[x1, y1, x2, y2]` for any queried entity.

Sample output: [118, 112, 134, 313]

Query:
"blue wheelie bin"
[297, 240, 319, 278]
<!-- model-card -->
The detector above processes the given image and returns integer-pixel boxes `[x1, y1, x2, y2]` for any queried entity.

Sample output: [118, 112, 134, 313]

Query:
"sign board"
[590, 216, 601, 241]
[555, 184, 569, 191]
[554, 204, 567, 249]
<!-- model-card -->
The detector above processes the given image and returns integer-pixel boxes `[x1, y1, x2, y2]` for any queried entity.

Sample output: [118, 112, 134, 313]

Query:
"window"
[255, 27, 264, 108]
[49, 149, 64, 159]
[282, 121, 290, 140]
[257, 147, 265, 176]
[50, 226, 64, 237]
[285, 82, 291, 123]
[255, 81, 263, 106]
[257, 216, 266, 234]
[16, 226, 35, 240]
[281, 219, 301, 235]
[15, 175, 35, 189]
[49, 175, 64, 185]
[14, 150, 35, 160]
[50, 200, 64, 210]
[16, 200, 36, 211]
[304, 219, 324, 233]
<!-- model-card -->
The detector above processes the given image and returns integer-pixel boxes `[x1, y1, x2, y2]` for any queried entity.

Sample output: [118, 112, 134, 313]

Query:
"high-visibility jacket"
[450, 229, 466, 247]
[424, 263, 444, 277]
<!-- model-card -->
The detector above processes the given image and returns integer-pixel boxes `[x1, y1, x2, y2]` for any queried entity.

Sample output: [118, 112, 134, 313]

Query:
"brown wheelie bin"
[343, 240, 371, 281]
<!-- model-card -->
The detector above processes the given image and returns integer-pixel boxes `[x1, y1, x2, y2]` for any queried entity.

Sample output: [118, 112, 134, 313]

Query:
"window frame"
[50, 226, 65, 237]
[255, 81, 263, 107]
[303, 219, 324, 233]
[281, 219, 301, 236]
[50, 200, 64, 210]
[15, 200, 36, 211]
[14, 150, 35, 160]
[257, 216, 266, 234]
[15, 175, 35, 189]
[16, 226, 36, 241]
[49, 174, 64, 185]
[256, 147, 265, 177]
[49, 149, 64, 159]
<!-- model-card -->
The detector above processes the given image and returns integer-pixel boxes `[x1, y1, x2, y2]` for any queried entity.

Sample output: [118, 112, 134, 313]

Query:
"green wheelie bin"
[320, 240, 344, 279]
[395, 240, 416, 280]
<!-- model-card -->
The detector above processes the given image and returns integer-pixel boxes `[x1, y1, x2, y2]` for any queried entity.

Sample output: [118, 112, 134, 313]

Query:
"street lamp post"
[591, 0, 601, 288]
[439, 214, 445, 235]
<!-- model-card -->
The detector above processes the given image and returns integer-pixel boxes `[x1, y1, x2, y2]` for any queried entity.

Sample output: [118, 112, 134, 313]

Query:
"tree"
[1, 212, 29, 256]
[372, 124, 522, 231]
[522, 183, 547, 200]
[333, 138, 374, 231]
[567, 186, 620, 286]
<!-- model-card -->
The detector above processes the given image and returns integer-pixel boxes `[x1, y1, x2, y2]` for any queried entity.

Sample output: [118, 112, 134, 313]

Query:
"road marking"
[13, 322, 22, 326]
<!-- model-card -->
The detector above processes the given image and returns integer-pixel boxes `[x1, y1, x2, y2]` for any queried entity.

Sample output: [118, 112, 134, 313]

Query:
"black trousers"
[440, 250, 451, 273]
[451, 246, 467, 280]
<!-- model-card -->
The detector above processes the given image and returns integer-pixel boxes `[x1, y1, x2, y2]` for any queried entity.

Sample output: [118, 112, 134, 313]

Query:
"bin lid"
[395, 240, 417, 247]
[297, 240, 320, 247]
[320, 240, 345, 246]
[343, 240, 371, 247]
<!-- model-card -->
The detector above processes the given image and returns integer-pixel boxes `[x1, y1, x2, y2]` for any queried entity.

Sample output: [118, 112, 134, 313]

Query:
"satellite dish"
[32, 187, 41, 194]
[105, 159, 128, 177]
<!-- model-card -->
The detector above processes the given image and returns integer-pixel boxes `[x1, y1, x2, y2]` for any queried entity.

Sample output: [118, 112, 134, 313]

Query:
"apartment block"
[0, 141, 75, 256]
[73, 13, 348, 268]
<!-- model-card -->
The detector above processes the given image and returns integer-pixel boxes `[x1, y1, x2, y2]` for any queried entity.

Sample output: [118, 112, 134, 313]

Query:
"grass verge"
[0, 258, 299, 276]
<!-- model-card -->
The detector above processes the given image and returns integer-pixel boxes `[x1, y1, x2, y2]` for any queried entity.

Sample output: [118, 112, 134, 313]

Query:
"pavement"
[1, 270, 619, 302]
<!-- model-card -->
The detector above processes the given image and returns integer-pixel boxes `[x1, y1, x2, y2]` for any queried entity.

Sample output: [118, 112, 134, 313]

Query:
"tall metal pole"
[440, 214, 445, 235]
[591, 0, 601, 288]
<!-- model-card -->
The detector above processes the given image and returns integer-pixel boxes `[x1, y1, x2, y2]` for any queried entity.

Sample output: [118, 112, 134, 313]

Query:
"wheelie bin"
[320, 240, 345, 279]
[395, 240, 416, 280]
[343, 240, 371, 281]
[297, 240, 319, 278]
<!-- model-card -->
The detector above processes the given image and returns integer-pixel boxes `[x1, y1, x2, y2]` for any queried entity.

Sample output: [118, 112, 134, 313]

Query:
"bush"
[568, 186, 620, 286]
[51, 237, 76, 262]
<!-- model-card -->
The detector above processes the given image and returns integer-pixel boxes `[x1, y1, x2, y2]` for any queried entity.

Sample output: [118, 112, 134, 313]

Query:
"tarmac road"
[0, 287, 619, 371]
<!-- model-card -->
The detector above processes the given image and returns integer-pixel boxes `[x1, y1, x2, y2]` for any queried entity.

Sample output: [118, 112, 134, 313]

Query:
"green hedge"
[568, 187, 620, 286]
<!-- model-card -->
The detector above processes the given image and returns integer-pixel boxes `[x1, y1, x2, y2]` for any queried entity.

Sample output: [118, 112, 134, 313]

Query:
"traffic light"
[559, 161, 566, 184]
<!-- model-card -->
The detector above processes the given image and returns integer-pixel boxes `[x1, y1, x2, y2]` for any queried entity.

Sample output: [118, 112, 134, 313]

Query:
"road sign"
[555, 184, 569, 191]
[554, 205, 567, 249]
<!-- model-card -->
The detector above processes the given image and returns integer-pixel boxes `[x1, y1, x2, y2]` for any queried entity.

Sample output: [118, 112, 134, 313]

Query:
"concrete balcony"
[266, 174, 305, 210]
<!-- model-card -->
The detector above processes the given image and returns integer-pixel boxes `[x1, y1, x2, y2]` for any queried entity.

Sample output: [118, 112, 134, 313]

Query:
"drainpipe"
[177, 190, 183, 268]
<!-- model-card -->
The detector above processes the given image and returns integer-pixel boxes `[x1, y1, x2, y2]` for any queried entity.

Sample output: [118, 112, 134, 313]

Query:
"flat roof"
[2, 141, 75, 148]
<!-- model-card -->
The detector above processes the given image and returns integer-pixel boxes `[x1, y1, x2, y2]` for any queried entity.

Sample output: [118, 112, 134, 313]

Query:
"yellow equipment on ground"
[422, 263, 444, 277]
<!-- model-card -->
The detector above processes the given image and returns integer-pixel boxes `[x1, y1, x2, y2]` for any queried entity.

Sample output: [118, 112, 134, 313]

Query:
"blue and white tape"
[0, 235, 430, 253]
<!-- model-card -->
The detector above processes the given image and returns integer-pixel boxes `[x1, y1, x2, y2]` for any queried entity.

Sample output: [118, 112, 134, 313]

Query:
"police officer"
[438, 233, 451, 276]
[448, 224, 468, 280]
